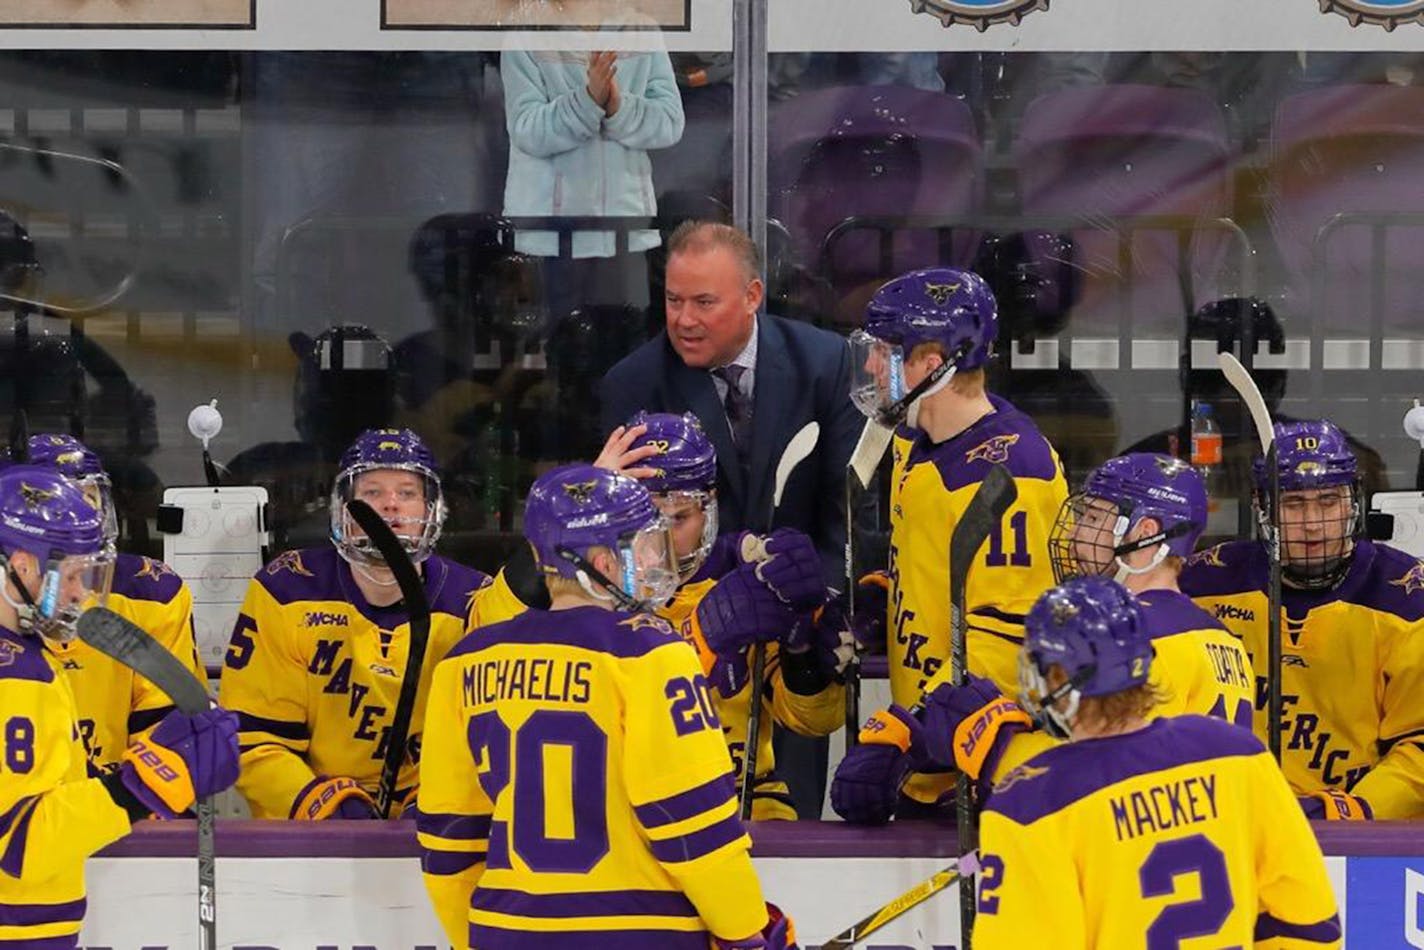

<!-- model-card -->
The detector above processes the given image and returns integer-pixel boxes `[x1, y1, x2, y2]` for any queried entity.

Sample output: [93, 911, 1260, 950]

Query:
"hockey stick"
[819, 861, 966, 950]
[946, 463, 1017, 950]
[843, 418, 895, 748]
[76, 607, 217, 950]
[739, 421, 821, 821]
[345, 499, 432, 818]
[1218, 351, 1283, 761]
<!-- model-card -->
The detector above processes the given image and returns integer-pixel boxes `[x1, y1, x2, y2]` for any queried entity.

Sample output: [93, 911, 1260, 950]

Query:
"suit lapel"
[747, 316, 793, 530]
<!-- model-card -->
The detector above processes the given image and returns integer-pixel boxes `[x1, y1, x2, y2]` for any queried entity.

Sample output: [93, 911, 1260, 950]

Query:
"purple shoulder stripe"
[916, 395, 1061, 494]
[0, 631, 53, 686]
[634, 772, 737, 829]
[256, 547, 344, 606]
[1254, 911, 1341, 944]
[111, 552, 184, 605]
[424, 556, 491, 620]
[443, 606, 682, 663]
[986, 716, 1264, 826]
[472, 924, 708, 950]
[1179, 541, 1266, 598]
[1348, 540, 1424, 622]
[1136, 589, 1230, 641]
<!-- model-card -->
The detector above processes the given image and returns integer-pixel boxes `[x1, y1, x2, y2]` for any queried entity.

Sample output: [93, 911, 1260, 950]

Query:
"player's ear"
[1132, 516, 1163, 543]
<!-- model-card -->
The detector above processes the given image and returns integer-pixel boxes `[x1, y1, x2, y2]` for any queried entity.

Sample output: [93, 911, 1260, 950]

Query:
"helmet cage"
[1255, 479, 1363, 590]
[1048, 491, 1191, 585]
[330, 461, 447, 567]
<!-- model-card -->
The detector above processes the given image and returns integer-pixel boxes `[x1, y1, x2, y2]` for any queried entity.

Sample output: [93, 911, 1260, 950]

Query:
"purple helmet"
[523, 463, 678, 605]
[1049, 453, 1206, 584]
[23, 433, 118, 547]
[330, 428, 446, 567]
[0, 465, 114, 641]
[625, 411, 719, 581]
[1252, 419, 1362, 589]
[626, 411, 717, 493]
[1020, 576, 1153, 738]
[863, 268, 998, 368]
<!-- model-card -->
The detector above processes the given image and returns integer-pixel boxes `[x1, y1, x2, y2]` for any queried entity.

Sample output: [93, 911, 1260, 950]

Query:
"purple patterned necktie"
[712, 364, 752, 451]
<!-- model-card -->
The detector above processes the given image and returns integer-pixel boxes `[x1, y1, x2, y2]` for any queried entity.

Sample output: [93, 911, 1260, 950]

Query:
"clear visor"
[848, 330, 906, 421]
[36, 548, 114, 642]
[617, 518, 680, 606]
[331, 464, 447, 566]
[76, 475, 119, 547]
[652, 490, 717, 583]
[1017, 649, 1077, 740]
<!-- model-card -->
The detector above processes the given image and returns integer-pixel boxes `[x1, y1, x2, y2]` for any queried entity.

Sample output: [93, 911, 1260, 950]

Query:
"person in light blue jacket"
[502, 47, 685, 323]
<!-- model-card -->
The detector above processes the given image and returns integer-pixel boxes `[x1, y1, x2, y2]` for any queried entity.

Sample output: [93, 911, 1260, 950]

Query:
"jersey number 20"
[468, 710, 610, 874]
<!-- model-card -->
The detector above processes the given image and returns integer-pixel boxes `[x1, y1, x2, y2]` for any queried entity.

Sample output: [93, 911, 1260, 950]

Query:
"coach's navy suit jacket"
[598, 313, 860, 583]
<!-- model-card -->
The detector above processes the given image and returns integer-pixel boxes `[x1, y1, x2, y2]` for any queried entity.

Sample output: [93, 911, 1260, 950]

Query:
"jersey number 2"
[1139, 834, 1235, 950]
[468, 710, 610, 874]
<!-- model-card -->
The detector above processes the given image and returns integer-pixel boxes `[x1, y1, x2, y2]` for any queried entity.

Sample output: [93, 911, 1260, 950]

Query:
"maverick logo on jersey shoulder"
[908, 0, 1050, 30]
[0, 639, 21, 667]
[620, 613, 673, 635]
[1188, 544, 1228, 569]
[1390, 560, 1424, 596]
[993, 763, 1049, 794]
[1318, 0, 1424, 29]
[965, 433, 1019, 465]
[266, 550, 315, 577]
[134, 557, 176, 581]
[303, 611, 350, 628]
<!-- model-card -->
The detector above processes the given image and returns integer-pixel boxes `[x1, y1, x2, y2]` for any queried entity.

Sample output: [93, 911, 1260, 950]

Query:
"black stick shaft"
[1267, 442, 1283, 761]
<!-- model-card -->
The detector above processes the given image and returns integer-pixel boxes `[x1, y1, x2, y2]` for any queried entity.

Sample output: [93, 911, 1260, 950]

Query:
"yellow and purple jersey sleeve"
[218, 547, 488, 818]
[1136, 588, 1256, 726]
[418, 606, 767, 950]
[49, 553, 202, 774]
[467, 567, 528, 630]
[0, 631, 131, 946]
[890, 398, 1066, 804]
[1182, 538, 1424, 818]
[975, 716, 1339, 950]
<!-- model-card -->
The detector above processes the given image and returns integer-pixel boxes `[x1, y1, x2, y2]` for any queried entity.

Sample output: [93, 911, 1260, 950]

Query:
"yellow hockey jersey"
[0, 626, 133, 946]
[1181, 538, 1424, 819]
[218, 546, 491, 818]
[886, 398, 1066, 803]
[661, 535, 843, 821]
[48, 553, 202, 774]
[990, 587, 1258, 781]
[976, 716, 1341, 950]
[417, 606, 767, 950]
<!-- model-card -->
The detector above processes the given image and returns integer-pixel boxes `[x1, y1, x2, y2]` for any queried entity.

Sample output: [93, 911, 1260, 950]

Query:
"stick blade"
[1217, 351, 1275, 454]
[847, 419, 894, 492]
[773, 421, 821, 509]
[77, 607, 210, 714]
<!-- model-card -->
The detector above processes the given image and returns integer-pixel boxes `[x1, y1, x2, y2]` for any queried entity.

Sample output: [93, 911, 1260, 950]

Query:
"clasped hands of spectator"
[586, 51, 621, 118]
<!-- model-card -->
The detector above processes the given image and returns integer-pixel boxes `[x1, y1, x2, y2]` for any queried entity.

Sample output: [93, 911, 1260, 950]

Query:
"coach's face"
[665, 246, 763, 369]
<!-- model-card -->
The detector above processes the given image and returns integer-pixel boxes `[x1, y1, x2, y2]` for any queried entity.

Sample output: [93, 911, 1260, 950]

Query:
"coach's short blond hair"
[667, 220, 762, 283]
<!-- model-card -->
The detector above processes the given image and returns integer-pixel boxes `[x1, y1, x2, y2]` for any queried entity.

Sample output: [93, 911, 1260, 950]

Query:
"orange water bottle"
[1190, 400, 1223, 512]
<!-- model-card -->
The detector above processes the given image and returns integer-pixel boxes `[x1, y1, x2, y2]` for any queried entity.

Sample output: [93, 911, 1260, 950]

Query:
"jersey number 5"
[468, 710, 610, 874]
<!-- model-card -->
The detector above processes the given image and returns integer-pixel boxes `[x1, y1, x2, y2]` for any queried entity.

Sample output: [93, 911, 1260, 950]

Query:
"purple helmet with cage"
[1049, 453, 1207, 584]
[626, 411, 718, 582]
[1251, 419, 1362, 589]
[850, 267, 999, 427]
[523, 463, 677, 606]
[329, 428, 446, 567]
[1019, 576, 1153, 738]
[23, 433, 119, 547]
[0, 465, 114, 641]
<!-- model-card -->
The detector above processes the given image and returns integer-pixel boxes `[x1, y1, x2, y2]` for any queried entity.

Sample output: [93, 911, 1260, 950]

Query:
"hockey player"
[621, 411, 844, 819]
[1048, 452, 1255, 725]
[417, 464, 796, 950]
[21, 433, 205, 773]
[1180, 419, 1424, 820]
[969, 577, 1341, 949]
[831, 267, 1067, 824]
[219, 428, 498, 819]
[0, 465, 239, 946]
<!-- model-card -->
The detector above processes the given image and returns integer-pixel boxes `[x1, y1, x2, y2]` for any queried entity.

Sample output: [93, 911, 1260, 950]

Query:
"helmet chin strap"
[877, 341, 972, 429]
[1108, 521, 1192, 584]
[1, 555, 41, 633]
[352, 561, 401, 589]
[556, 546, 648, 613]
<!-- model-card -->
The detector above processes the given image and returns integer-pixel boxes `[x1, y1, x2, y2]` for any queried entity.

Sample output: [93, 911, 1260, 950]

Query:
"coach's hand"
[830, 705, 924, 825]
[697, 563, 798, 654]
[120, 706, 239, 819]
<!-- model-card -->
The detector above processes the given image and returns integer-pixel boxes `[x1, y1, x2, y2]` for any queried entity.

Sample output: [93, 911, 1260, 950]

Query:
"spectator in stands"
[502, 43, 685, 328]
[598, 221, 860, 819]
